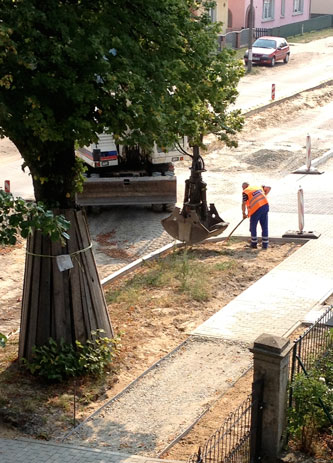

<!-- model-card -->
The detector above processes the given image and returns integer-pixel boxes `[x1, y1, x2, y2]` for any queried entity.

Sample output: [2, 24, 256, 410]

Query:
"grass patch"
[48, 393, 74, 413]
[105, 247, 241, 306]
[234, 47, 246, 61]
[214, 260, 237, 271]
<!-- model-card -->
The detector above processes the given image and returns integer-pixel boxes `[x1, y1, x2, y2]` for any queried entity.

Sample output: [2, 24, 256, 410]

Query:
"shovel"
[220, 217, 246, 246]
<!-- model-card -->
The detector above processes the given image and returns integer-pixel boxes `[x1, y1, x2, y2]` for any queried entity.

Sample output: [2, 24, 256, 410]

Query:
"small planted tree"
[0, 0, 244, 361]
[288, 343, 333, 454]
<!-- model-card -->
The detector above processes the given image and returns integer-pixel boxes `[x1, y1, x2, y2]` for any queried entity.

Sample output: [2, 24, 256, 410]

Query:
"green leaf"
[0, 191, 70, 245]
[0, 333, 7, 348]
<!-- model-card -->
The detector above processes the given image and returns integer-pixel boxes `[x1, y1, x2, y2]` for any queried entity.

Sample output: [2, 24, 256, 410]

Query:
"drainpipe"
[247, 0, 254, 73]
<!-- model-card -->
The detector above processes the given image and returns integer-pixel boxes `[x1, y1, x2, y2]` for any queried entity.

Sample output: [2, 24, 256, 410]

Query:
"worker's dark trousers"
[249, 204, 269, 249]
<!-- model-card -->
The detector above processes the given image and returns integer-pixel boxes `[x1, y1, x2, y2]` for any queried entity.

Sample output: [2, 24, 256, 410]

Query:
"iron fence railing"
[289, 305, 333, 409]
[188, 378, 264, 463]
[187, 306, 333, 463]
[254, 28, 270, 39]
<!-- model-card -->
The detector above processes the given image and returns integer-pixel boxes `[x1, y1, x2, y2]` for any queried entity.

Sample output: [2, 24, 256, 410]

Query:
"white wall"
[311, 0, 333, 14]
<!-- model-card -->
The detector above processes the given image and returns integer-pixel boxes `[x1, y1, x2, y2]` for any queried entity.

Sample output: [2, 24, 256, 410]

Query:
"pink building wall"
[228, 0, 247, 30]
[229, 0, 311, 30]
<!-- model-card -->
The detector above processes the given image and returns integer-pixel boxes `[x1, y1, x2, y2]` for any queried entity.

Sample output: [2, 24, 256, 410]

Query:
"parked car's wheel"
[163, 203, 175, 213]
[151, 204, 164, 212]
[284, 53, 290, 64]
[270, 57, 276, 67]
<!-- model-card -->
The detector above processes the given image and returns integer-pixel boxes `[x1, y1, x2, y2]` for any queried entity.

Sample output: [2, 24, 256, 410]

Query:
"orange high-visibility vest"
[244, 185, 268, 216]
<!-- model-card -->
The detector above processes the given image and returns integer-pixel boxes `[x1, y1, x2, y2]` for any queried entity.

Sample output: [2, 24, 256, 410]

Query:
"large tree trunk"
[19, 208, 113, 360]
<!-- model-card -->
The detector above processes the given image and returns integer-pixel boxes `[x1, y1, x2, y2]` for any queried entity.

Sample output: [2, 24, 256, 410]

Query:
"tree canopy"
[0, 0, 243, 207]
[0, 0, 245, 361]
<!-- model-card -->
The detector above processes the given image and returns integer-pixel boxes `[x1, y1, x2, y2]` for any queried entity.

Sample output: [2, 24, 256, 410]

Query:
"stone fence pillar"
[220, 35, 226, 49]
[251, 334, 293, 462]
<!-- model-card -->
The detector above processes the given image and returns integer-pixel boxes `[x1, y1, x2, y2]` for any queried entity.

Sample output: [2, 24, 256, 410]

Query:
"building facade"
[210, 0, 229, 33]
[228, 0, 311, 30]
[311, 0, 333, 15]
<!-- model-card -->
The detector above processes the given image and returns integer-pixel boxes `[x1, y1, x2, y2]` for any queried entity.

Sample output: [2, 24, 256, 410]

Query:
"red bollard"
[4, 180, 10, 193]
[271, 83, 276, 100]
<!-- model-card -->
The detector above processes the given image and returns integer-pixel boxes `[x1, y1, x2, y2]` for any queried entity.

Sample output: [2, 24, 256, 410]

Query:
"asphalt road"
[234, 35, 333, 111]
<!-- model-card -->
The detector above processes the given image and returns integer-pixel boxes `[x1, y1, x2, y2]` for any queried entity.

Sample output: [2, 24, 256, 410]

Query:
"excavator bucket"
[161, 145, 229, 245]
[162, 205, 228, 245]
[162, 207, 207, 244]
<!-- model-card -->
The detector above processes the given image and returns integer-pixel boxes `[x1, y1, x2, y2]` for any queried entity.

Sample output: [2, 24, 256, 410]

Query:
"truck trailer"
[75, 133, 185, 210]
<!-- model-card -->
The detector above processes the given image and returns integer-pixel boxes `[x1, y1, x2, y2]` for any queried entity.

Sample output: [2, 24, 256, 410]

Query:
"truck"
[75, 133, 185, 211]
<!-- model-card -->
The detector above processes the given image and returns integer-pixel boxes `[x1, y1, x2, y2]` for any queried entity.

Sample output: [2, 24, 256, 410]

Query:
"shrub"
[22, 329, 120, 381]
[288, 345, 333, 454]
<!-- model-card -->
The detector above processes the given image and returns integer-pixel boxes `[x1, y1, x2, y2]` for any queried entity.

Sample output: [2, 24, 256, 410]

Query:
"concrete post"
[220, 35, 226, 49]
[251, 334, 293, 462]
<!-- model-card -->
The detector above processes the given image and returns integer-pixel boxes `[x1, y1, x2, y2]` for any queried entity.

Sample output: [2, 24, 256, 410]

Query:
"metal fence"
[219, 15, 333, 50]
[271, 14, 333, 39]
[289, 305, 333, 409]
[188, 378, 264, 463]
[254, 28, 269, 39]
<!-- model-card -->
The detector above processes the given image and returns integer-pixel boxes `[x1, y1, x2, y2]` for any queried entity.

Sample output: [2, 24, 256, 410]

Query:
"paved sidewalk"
[0, 437, 182, 463]
[194, 162, 333, 341]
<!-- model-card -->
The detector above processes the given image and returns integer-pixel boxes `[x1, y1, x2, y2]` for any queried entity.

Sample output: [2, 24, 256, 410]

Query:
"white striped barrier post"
[271, 83, 276, 101]
[283, 186, 320, 239]
[297, 186, 304, 234]
[4, 180, 10, 193]
[292, 133, 321, 174]
[306, 134, 311, 170]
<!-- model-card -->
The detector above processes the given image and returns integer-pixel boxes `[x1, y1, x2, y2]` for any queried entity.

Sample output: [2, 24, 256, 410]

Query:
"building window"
[293, 0, 304, 13]
[228, 9, 232, 28]
[263, 0, 274, 20]
[209, 7, 217, 22]
[281, 0, 285, 17]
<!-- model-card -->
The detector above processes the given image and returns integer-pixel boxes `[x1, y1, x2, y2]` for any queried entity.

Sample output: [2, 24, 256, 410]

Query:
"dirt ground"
[0, 240, 302, 448]
[1, 84, 333, 459]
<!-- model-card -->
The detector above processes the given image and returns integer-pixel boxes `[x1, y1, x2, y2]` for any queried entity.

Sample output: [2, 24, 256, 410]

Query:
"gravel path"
[63, 337, 252, 457]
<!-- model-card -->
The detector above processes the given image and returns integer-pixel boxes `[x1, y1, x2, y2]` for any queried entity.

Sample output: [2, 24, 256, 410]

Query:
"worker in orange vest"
[242, 182, 271, 249]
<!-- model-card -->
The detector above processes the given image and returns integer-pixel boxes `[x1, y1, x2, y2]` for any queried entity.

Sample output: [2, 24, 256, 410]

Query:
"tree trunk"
[19, 208, 113, 360]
